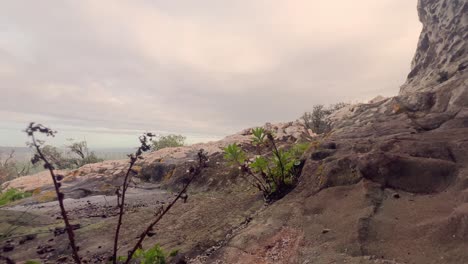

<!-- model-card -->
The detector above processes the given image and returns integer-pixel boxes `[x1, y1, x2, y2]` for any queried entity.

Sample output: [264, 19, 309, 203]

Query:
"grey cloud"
[0, 0, 421, 147]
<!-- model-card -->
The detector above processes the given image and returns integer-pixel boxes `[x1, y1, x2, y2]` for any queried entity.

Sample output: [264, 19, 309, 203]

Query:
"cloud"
[0, 0, 421, 147]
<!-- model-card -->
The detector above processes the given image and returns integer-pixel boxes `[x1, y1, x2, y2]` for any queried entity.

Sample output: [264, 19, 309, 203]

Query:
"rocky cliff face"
[400, 0, 467, 94]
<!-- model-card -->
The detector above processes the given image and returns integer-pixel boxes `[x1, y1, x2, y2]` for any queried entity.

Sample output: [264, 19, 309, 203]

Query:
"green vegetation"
[0, 139, 112, 184]
[40, 145, 71, 169]
[40, 139, 104, 170]
[117, 244, 178, 264]
[224, 127, 308, 201]
[65, 139, 103, 167]
[25, 261, 41, 264]
[0, 188, 32, 206]
[302, 103, 349, 134]
[224, 144, 246, 165]
[152, 134, 186, 151]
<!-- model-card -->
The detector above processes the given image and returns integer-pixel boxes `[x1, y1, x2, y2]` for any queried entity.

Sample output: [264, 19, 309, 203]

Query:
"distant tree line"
[0, 139, 104, 185]
[151, 134, 186, 151]
[1, 133, 188, 185]
[40, 139, 103, 170]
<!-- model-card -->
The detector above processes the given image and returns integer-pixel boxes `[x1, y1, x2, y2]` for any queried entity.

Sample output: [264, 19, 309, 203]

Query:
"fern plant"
[117, 244, 168, 264]
[224, 128, 308, 201]
[251, 127, 266, 146]
[223, 144, 246, 166]
[117, 245, 178, 264]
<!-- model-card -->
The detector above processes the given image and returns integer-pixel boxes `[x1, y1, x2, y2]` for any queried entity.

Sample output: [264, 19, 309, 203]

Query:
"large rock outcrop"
[400, 0, 467, 94]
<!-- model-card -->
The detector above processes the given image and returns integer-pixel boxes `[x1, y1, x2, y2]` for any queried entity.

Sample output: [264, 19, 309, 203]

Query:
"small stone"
[320, 142, 337, 149]
[57, 255, 68, 262]
[36, 245, 55, 254]
[172, 254, 187, 264]
[311, 150, 334, 160]
[3, 243, 14, 252]
[322, 228, 331, 234]
[392, 193, 400, 199]
[26, 234, 37, 240]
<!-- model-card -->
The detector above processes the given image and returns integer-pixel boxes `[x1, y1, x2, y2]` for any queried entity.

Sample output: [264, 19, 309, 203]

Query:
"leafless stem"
[112, 154, 137, 263]
[2, 150, 14, 167]
[26, 123, 81, 264]
[112, 133, 154, 264]
[234, 158, 270, 198]
[123, 149, 207, 264]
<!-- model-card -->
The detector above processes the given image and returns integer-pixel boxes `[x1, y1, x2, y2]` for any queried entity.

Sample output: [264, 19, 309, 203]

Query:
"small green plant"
[302, 103, 349, 134]
[25, 261, 41, 264]
[224, 144, 246, 165]
[0, 188, 32, 206]
[152, 134, 186, 151]
[251, 127, 266, 146]
[224, 127, 308, 201]
[118, 244, 169, 264]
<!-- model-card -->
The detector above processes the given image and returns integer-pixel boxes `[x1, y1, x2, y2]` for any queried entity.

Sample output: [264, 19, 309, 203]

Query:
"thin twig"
[26, 123, 81, 264]
[123, 150, 207, 264]
[112, 133, 154, 264]
[112, 155, 137, 263]
[3, 150, 14, 167]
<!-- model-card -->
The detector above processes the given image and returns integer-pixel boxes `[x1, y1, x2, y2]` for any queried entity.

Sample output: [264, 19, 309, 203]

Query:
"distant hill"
[0, 146, 134, 162]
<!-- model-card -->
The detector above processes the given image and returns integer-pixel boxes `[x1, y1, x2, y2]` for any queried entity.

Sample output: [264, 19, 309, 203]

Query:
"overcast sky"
[0, 0, 421, 148]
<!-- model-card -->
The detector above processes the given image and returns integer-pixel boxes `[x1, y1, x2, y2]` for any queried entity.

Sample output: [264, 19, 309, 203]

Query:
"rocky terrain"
[1, 0, 467, 263]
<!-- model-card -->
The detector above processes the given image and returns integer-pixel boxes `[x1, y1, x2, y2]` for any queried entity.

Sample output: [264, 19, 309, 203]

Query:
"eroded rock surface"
[401, 0, 467, 94]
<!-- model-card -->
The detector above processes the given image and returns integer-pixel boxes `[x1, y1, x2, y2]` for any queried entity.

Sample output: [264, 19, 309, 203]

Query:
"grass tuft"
[0, 188, 32, 206]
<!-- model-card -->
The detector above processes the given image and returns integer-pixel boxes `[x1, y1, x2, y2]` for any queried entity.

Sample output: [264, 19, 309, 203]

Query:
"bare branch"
[124, 149, 208, 264]
[112, 133, 154, 264]
[3, 150, 14, 167]
[25, 123, 81, 264]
